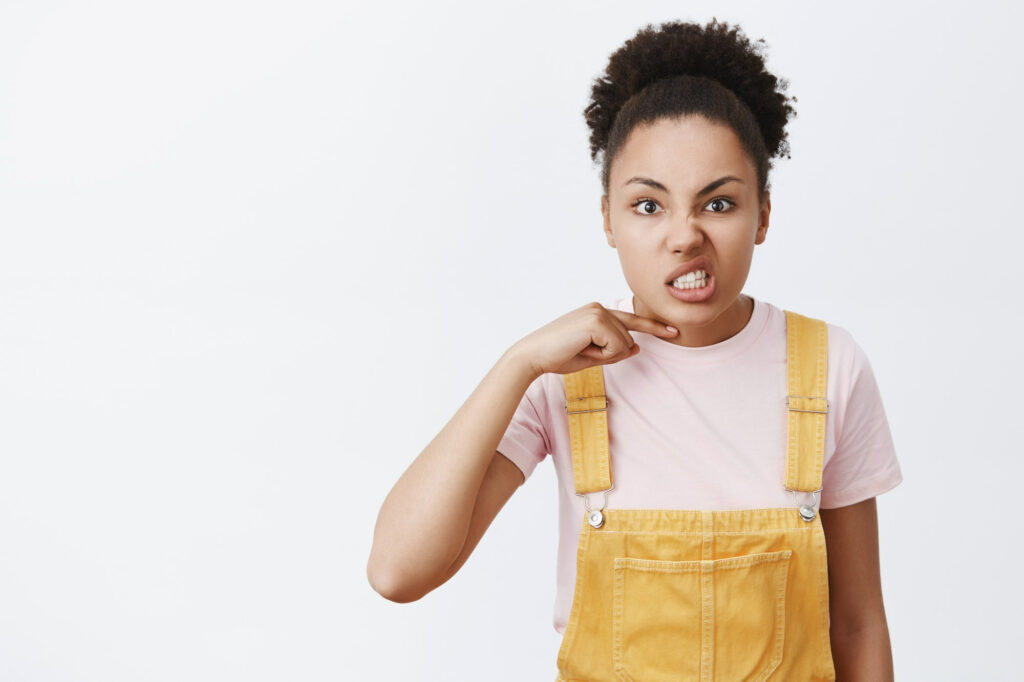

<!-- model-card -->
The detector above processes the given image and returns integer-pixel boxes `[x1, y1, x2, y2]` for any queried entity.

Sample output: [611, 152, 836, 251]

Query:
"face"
[601, 115, 771, 347]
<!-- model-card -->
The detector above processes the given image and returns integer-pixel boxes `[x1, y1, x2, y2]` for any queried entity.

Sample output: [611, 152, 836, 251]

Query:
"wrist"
[499, 343, 542, 383]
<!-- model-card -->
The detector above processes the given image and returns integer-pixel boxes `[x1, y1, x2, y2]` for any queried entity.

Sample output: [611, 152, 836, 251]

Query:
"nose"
[665, 213, 706, 254]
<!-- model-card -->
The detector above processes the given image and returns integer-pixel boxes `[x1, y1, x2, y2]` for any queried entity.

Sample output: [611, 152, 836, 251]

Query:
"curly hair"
[585, 18, 798, 201]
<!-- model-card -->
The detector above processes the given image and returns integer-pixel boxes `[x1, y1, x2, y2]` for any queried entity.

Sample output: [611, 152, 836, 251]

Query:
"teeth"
[671, 270, 708, 290]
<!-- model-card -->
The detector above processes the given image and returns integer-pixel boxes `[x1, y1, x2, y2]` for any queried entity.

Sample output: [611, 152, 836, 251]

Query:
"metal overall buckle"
[785, 394, 830, 414]
[784, 393, 827, 521]
[565, 396, 610, 415]
[786, 487, 823, 522]
[577, 484, 615, 529]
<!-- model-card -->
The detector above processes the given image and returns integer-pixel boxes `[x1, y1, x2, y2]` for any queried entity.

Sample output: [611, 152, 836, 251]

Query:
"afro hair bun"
[585, 18, 798, 165]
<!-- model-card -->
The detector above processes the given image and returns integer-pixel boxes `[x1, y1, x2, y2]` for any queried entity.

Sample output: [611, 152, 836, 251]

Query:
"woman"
[368, 18, 901, 680]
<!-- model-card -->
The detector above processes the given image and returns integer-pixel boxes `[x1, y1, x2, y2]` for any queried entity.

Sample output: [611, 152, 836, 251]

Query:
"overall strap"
[562, 365, 613, 495]
[783, 310, 829, 493]
[562, 311, 829, 498]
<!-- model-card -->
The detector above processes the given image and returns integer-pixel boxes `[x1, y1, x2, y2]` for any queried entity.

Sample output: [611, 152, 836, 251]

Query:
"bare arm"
[366, 303, 678, 603]
[366, 346, 538, 603]
[819, 497, 895, 681]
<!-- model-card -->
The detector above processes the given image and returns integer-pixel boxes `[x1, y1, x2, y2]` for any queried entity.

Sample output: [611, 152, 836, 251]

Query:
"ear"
[754, 190, 771, 245]
[602, 195, 616, 248]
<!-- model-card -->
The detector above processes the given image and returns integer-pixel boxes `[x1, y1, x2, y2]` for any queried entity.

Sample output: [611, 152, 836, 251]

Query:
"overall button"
[587, 510, 605, 528]
[799, 504, 817, 521]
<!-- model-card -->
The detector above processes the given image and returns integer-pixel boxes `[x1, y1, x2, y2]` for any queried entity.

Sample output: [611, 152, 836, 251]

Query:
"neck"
[635, 293, 754, 348]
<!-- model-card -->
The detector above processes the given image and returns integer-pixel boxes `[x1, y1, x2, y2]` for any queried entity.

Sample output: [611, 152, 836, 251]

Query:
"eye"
[630, 197, 663, 216]
[630, 196, 736, 216]
[706, 197, 736, 213]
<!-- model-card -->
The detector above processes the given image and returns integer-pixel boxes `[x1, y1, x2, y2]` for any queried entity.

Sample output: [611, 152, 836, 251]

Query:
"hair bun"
[585, 18, 797, 171]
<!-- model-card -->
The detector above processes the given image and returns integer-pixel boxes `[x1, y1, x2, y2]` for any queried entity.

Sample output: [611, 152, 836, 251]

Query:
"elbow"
[366, 558, 428, 604]
[369, 574, 425, 604]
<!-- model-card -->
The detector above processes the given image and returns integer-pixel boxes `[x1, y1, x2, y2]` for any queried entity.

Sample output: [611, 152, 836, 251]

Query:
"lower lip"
[666, 273, 715, 302]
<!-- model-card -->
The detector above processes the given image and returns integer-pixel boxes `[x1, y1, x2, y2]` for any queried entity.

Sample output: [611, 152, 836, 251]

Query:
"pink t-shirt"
[497, 294, 904, 635]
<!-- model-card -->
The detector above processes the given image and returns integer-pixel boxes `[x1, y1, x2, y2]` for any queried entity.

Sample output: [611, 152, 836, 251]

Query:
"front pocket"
[612, 549, 792, 682]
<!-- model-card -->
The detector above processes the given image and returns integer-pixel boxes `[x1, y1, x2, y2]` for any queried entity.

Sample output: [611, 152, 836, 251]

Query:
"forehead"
[610, 115, 755, 192]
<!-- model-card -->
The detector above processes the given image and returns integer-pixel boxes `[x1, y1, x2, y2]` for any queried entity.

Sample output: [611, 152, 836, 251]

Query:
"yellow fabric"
[564, 365, 614, 494]
[556, 309, 836, 681]
[784, 311, 829, 493]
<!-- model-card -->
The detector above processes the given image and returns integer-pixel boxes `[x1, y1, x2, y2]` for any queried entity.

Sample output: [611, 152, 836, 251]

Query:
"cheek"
[615, 225, 660, 252]
[614, 241, 656, 283]
[615, 238, 653, 268]
[716, 237, 756, 278]
[716, 227, 756, 256]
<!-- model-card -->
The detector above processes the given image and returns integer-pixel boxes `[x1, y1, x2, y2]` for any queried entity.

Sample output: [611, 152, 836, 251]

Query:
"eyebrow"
[624, 174, 744, 197]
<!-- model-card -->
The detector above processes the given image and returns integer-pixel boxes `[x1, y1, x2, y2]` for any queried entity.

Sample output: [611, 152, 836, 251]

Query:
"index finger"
[608, 309, 679, 337]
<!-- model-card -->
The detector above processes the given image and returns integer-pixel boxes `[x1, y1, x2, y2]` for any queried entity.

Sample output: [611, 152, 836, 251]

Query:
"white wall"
[1, 0, 1020, 679]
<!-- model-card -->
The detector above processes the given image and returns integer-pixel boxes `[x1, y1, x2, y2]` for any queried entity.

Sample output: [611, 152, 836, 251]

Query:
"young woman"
[368, 18, 902, 681]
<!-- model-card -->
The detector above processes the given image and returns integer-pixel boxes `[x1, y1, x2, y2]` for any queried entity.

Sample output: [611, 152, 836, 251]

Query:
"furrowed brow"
[624, 175, 744, 197]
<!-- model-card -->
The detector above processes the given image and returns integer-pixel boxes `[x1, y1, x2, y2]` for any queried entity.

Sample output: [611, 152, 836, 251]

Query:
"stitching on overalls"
[556, 518, 592, 675]
[580, 528, 818, 536]
[555, 309, 836, 681]
[613, 549, 791, 572]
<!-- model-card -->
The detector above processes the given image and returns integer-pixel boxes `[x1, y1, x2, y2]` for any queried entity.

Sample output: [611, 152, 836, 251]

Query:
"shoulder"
[816, 318, 889, 436]
[773, 306, 876, 394]
[823, 320, 877, 385]
[778, 304, 870, 376]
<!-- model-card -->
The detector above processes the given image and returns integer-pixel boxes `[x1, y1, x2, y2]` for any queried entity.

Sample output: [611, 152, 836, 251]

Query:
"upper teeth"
[672, 270, 707, 286]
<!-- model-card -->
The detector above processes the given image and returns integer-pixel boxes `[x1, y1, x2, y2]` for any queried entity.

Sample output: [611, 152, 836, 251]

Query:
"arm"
[366, 347, 537, 603]
[367, 303, 670, 603]
[819, 497, 895, 681]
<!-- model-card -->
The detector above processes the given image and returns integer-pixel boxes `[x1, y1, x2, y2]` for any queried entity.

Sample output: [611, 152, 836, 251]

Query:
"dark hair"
[585, 18, 798, 203]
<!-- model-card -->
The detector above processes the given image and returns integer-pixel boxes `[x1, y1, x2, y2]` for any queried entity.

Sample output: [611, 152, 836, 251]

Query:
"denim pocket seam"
[612, 550, 792, 681]
[755, 553, 791, 681]
[611, 566, 633, 682]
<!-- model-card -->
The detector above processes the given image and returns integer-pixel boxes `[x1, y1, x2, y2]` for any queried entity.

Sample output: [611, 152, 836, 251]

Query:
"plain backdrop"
[1, 0, 1021, 679]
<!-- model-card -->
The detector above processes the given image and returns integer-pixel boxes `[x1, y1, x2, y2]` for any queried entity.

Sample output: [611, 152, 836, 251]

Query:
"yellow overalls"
[554, 310, 836, 681]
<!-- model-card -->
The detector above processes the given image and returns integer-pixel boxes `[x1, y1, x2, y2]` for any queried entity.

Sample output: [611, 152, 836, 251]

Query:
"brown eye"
[706, 197, 736, 213]
[630, 198, 663, 216]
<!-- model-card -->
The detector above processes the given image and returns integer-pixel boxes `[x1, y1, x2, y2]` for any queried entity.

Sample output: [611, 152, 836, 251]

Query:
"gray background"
[1, 0, 1020, 679]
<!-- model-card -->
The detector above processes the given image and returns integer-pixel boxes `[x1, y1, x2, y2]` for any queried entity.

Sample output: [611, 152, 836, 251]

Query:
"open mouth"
[668, 269, 710, 290]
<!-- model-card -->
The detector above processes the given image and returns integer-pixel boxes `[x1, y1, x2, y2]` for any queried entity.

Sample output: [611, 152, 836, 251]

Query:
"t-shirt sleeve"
[496, 373, 552, 483]
[820, 334, 904, 509]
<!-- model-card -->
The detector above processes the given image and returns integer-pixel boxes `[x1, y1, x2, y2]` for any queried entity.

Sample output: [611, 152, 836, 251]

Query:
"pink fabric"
[497, 294, 903, 635]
